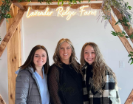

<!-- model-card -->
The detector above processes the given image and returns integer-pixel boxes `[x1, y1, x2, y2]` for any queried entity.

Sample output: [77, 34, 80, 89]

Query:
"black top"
[47, 63, 83, 104]
[86, 63, 100, 104]
[86, 63, 93, 86]
[86, 63, 93, 92]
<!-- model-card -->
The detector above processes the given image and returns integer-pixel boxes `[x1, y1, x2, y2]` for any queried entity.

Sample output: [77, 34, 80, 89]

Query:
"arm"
[103, 71, 121, 104]
[47, 65, 62, 104]
[15, 70, 30, 104]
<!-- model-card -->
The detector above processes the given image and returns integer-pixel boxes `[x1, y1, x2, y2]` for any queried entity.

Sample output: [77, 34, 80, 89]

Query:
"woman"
[80, 42, 121, 104]
[47, 38, 83, 104]
[15, 45, 50, 104]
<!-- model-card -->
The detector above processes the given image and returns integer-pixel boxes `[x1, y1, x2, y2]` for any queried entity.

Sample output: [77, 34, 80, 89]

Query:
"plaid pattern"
[82, 65, 121, 104]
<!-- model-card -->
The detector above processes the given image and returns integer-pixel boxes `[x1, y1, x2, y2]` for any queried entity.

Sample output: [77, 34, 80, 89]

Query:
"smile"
[63, 54, 68, 56]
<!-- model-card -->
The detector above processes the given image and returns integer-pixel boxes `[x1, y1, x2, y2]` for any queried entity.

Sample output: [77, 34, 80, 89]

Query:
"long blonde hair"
[53, 38, 80, 72]
[80, 42, 117, 92]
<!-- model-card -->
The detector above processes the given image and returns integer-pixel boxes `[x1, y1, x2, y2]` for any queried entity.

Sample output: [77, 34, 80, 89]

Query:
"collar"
[28, 66, 44, 74]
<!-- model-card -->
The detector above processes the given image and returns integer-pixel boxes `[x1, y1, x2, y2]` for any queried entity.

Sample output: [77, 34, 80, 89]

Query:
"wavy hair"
[20, 45, 49, 74]
[53, 38, 80, 72]
[80, 42, 117, 92]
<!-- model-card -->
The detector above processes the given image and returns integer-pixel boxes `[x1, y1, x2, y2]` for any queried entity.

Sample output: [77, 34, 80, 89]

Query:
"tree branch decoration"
[128, 52, 133, 65]
[0, 0, 11, 22]
[101, 0, 133, 64]
[101, 0, 132, 23]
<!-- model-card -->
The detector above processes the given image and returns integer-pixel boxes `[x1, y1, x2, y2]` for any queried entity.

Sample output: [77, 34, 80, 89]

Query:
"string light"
[79, 5, 97, 16]
[26, 6, 97, 20]
[56, 7, 77, 20]
[26, 7, 53, 18]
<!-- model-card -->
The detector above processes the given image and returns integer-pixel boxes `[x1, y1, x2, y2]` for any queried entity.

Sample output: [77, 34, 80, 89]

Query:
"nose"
[88, 53, 92, 57]
[64, 48, 67, 53]
[38, 56, 43, 59]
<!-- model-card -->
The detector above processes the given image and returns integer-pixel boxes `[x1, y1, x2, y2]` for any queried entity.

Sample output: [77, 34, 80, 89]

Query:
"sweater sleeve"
[47, 65, 62, 104]
[102, 71, 121, 104]
[15, 70, 30, 104]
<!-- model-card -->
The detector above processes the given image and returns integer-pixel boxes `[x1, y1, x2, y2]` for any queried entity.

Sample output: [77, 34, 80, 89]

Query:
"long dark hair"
[20, 45, 49, 74]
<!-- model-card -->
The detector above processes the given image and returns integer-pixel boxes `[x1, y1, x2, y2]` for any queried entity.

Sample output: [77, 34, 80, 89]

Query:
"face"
[84, 45, 96, 65]
[59, 42, 72, 64]
[33, 49, 47, 69]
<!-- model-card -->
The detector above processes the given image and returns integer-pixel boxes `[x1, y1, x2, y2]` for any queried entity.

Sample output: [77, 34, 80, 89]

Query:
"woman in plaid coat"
[80, 42, 121, 104]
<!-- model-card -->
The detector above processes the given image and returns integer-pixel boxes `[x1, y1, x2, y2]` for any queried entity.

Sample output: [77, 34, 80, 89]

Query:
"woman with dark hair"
[80, 42, 121, 104]
[15, 45, 50, 104]
[47, 38, 83, 104]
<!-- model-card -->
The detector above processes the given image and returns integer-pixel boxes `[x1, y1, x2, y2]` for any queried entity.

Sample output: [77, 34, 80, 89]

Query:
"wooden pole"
[13, 3, 26, 10]
[102, 10, 133, 54]
[24, 3, 102, 10]
[125, 89, 133, 104]
[12, 0, 103, 3]
[0, 95, 6, 104]
[111, 6, 133, 43]
[0, 9, 24, 57]
[6, 6, 22, 104]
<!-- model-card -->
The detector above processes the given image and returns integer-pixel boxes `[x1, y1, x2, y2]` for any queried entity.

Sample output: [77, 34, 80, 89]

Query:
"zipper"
[29, 69, 42, 104]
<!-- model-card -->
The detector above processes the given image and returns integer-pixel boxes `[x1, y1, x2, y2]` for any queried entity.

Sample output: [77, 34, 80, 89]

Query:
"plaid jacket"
[82, 65, 121, 104]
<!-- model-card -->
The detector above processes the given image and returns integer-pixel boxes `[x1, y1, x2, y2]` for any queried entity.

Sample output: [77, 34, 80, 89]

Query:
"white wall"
[22, 1, 133, 104]
[0, 20, 9, 104]
[0, 0, 133, 104]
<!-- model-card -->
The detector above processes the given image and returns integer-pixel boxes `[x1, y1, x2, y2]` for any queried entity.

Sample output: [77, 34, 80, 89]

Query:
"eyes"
[84, 51, 95, 54]
[34, 54, 46, 57]
[60, 47, 71, 50]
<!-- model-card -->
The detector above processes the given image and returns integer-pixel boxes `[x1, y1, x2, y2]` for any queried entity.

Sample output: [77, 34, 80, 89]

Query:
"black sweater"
[86, 63, 101, 104]
[48, 63, 83, 104]
[86, 63, 93, 92]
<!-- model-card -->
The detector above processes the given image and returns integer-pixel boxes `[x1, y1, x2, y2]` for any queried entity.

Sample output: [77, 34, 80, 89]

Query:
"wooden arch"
[0, 0, 133, 104]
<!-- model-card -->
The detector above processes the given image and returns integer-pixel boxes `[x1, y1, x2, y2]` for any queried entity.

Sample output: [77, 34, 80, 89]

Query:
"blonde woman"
[80, 42, 121, 104]
[47, 38, 83, 104]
